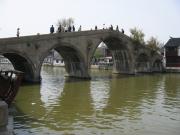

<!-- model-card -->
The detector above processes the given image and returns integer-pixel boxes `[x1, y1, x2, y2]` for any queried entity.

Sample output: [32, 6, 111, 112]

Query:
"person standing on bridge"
[64, 26, 68, 32]
[68, 25, 72, 32]
[16, 28, 20, 37]
[78, 25, 82, 31]
[116, 25, 119, 31]
[50, 25, 54, 34]
[110, 25, 113, 30]
[103, 24, 105, 30]
[95, 25, 97, 30]
[58, 25, 62, 33]
[72, 25, 75, 32]
[121, 28, 124, 34]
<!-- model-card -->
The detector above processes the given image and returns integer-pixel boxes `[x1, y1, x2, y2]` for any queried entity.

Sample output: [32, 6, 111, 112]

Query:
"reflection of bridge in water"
[0, 30, 163, 83]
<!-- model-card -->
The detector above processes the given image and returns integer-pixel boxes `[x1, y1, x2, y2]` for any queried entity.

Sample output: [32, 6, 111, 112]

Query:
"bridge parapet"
[0, 30, 132, 44]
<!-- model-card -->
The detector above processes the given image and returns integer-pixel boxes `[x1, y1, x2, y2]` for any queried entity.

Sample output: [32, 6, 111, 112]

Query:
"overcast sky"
[0, 0, 180, 43]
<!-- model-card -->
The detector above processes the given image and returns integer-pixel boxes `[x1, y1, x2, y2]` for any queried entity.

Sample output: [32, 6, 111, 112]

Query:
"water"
[13, 66, 180, 135]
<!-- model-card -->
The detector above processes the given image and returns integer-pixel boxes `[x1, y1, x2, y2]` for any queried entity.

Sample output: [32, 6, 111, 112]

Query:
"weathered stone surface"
[0, 101, 8, 131]
[0, 30, 163, 82]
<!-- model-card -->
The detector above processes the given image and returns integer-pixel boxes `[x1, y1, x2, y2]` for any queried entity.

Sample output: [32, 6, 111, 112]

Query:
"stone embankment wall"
[0, 101, 12, 135]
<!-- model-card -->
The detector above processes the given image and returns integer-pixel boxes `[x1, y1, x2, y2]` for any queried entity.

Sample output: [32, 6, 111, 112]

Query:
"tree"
[57, 17, 74, 28]
[130, 27, 145, 45]
[94, 48, 104, 58]
[146, 37, 162, 51]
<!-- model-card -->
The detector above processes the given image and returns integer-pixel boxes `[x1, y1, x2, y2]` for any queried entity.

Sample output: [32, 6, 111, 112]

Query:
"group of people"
[50, 24, 124, 34]
[93, 24, 124, 34]
[57, 25, 76, 33]
[108, 25, 124, 33]
[50, 25, 82, 34]
[16, 24, 124, 37]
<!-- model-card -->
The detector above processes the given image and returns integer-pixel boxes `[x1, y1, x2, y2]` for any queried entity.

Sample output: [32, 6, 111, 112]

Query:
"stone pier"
[0, 101, 12, 135]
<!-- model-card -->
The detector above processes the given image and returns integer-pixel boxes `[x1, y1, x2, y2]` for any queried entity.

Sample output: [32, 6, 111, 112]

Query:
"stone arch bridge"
[0, 30, 163, 83]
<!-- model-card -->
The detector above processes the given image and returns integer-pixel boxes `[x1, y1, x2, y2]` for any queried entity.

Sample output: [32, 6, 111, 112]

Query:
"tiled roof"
[165, 38, 180, 47]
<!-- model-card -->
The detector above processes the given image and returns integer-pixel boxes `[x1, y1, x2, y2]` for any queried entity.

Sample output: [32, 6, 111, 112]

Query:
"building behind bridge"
[0, 55, 10, 64]
[43, 50, 65, 67]
[164, 38, 180, 72]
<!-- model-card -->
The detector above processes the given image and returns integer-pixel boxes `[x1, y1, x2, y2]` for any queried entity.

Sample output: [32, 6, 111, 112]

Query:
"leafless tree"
[57, 17, 74, 28]
[146, 36, 163, 51]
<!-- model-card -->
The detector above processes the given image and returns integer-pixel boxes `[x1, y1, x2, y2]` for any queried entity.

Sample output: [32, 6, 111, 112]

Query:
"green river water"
[12, 66, 180, 135]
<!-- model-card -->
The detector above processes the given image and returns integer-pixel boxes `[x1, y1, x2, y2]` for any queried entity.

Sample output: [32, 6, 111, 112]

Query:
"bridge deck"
[0, 30, 131, 45]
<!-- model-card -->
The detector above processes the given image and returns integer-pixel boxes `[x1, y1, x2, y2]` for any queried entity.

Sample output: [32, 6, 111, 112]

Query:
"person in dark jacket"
[50, 25, 54, 33]
[68, 26, 72, 32]
[58, 25, 62, 33]
[17, 28, 20, 37]
[95, 25, 97, 30]
[72, 25, 75, 32]
[121, 28, 124, 34]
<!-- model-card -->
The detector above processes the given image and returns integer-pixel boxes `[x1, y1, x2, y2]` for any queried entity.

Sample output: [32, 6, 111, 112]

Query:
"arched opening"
[43, 49, 65, 67]
[91, 42, 113, 70]
[152, 59, 162, 72]
[104, 37, 132, 74]
[41, 46, 88, 80]
[136, 53, 150, 73]
[0, 53, 34, 82]
[90, 37, 132, 74]
[41, 49, 66, 80]
[55, 46, 83, 76]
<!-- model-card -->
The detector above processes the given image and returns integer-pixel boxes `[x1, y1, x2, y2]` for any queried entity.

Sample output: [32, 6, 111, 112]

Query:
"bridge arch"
[40, 42, 90, 79]
[135, 53, 151, 73]
[1, 51, 34, 82]
[90, 36, 134, 74]
[152, 59, 163, 72]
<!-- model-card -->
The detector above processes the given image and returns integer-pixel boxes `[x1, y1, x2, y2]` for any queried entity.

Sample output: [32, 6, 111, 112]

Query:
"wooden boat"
[0, 70, 23, 106]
